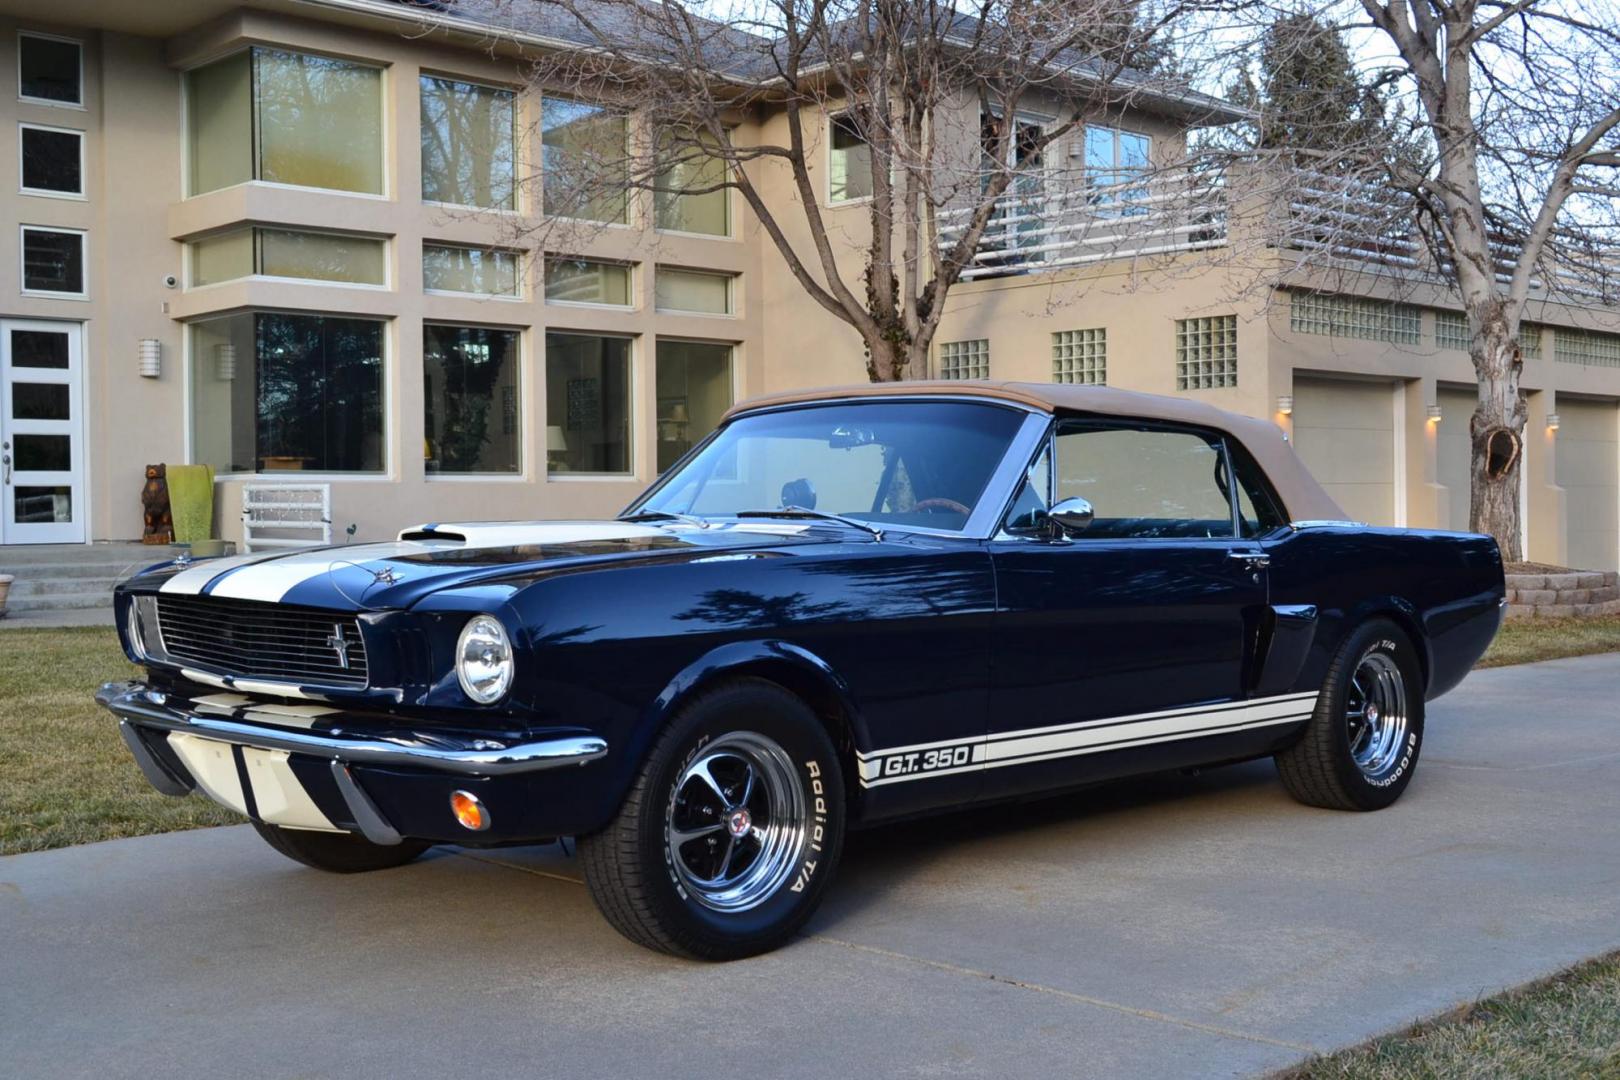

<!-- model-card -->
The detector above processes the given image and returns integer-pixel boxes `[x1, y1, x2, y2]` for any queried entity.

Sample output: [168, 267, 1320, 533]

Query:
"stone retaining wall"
[1503, 571, 1620, 619]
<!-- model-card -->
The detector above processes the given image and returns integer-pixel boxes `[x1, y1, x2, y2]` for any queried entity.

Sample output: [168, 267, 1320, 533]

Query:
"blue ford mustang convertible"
[100, 383, 1505, 958]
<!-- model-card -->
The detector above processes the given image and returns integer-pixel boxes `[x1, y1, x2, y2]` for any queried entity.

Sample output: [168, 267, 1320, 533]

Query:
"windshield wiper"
[735, 506, 884, 540]
[619, 510, 712, 529]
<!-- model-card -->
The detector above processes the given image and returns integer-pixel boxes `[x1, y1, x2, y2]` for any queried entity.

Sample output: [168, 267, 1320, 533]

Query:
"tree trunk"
[1467, 303, 1527, 562]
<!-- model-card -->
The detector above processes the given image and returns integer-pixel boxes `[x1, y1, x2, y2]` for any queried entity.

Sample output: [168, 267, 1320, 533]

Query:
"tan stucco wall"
[2, 3, 1620, 569]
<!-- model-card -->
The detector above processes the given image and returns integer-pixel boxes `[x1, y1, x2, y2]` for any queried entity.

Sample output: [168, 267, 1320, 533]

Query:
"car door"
[985, 418, 1276, 800]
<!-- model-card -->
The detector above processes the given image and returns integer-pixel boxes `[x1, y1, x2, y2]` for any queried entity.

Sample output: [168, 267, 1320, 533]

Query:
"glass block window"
[1519, 325, 1543, 361]
[1290, 292, 1421, 344]
[1175, 315, 1238, 390]
[1554, 328, 1620, 368]
[1434, 310, 1468, 350]
[939, 339, 989, 380]
[1052, 329, 1106, 385]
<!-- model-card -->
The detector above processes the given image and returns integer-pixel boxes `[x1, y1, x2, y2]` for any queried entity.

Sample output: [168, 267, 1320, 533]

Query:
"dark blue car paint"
[110, 412, 1505, 846]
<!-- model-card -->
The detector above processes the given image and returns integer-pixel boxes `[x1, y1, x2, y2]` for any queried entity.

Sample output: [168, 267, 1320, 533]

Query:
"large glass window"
[423, 243, 520, 296]
[637, 401, 1025, 532]
[420, 76, 517, 210]
[18, 33, 81, 106]
[541, 98, 628, 223]
[424, 324, 521, 474]
[19, 124, 82, 195]
[185, 48, 383, 196]
[189, 312, 385, 474]
[829, 114, 873, 203]
[546, 257, 631, 306]
[21, 227, 85, 295]
[656, 131, 729, 235]
[188, 228, 386, 287]
[545, 333, 631, 474]
[656, 341, 732, 471]
[655, 267, 733, 314]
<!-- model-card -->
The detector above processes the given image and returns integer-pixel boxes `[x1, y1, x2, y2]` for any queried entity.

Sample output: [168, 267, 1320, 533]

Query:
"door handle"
[2, 453, 9, 485]
[1227, 550, 1270, 570]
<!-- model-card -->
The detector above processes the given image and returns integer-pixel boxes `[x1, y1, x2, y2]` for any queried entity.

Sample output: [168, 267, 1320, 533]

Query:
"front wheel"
[580, 679, 846, 960]
[1275, 618, 1425, 811]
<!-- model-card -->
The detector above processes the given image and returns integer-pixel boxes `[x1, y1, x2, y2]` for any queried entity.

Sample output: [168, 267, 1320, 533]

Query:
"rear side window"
[1054, 423, 1235, 539]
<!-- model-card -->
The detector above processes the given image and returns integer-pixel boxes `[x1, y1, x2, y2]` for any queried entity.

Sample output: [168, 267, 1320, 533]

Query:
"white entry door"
[1, 320, 85, 544]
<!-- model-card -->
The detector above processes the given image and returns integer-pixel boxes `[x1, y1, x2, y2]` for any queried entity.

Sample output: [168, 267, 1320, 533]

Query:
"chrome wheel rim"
[666, 732, 807, 913]
[1345, 651, 1409, 778]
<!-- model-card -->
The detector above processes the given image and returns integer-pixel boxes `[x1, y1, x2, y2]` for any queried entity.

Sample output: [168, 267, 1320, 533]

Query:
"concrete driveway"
[5, 654, 1619, 1079]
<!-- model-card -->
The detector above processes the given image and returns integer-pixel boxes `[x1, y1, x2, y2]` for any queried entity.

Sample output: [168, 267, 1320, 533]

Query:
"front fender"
[628, 639, 872, 767]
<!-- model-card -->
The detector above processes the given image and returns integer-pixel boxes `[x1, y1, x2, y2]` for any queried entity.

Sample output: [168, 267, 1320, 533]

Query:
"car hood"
[134, 520, 833, 611]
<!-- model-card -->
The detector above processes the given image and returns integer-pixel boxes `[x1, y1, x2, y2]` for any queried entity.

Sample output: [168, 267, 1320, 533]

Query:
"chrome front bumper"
[96, 680, 609, 845]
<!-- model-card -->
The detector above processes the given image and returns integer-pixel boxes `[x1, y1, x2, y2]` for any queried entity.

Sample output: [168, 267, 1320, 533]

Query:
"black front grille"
[155, 595, 369, 688]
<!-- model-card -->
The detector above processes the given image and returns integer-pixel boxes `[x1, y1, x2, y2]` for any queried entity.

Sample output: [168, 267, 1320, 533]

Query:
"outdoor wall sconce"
[1427, 404, 1444, 423]
[1547, 413, 1561, 431]
[216, 342, 237, 381]
[1276, 395, 1293, 415]
[138, 339, 162, 379]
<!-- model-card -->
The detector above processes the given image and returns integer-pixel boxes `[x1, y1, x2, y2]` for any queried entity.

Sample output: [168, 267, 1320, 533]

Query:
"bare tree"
[484, 0, 1227, 382]
[1220, 1, 1620, 560]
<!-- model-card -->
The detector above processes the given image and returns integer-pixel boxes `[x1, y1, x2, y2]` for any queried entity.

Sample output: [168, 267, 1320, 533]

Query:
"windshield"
[634, 401, 1028, 532]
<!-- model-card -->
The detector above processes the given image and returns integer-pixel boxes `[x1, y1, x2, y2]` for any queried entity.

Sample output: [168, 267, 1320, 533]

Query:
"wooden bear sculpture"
[142, 464, 173, 545]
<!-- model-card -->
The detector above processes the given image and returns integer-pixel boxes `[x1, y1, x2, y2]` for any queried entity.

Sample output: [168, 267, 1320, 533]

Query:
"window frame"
[17, 121, 85, 198]
[422, 241, 524, 300]
[421, 321, 528, 480]
[543, 255, 635, 310]
[19, 224, 87, 299]
[183, 309, 393, 480]
[539, 95, 631, 227]
[180, 46, 390, 201]
[654, 128, 735, 238]
[1003, 416, 1254, 543]
[653, 265, 736, 317]
[418, 71, 521, 214]
[17, 31, 84, 109]
[543, 330, 639, 480]
[184, 226, 391, 291]
[826, 109, 875, 207]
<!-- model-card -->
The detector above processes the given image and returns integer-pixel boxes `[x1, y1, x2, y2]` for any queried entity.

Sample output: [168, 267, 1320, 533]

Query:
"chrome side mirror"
[1046, 497, 1094, 538]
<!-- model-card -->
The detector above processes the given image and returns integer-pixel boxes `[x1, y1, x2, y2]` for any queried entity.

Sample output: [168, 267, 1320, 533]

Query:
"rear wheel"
[580, 678, 845, 960]
[252, 821, 432, 873]
[1276, 618, 1425, 811]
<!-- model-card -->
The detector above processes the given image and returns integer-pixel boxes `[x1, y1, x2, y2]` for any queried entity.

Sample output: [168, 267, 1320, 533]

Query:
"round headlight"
[456, 615, 514, 704]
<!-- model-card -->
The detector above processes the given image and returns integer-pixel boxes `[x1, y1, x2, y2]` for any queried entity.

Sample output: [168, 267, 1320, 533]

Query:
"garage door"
[1557, 398, 1619, 571]
[1436, 386, 1478, 532]
[1291, 378, 1397, 525]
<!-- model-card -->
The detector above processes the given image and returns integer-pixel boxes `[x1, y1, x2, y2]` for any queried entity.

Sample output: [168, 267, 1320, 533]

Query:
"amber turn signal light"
[449, 790, 491, 831]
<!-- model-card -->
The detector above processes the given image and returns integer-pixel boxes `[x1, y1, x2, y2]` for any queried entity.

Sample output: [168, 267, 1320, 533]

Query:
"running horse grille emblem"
[325, 623, 353, 670]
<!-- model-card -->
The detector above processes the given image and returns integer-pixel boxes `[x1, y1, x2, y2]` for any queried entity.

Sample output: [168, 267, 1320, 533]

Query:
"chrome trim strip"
[96, 682, 608, 778]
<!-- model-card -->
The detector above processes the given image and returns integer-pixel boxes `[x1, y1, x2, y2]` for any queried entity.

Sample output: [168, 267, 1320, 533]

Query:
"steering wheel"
[913, 497, 972, 515]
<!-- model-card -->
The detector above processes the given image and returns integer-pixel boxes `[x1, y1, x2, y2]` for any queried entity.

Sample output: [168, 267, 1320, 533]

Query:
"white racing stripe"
[857, 692, 1319, 787]
[159, 552, 284, 595]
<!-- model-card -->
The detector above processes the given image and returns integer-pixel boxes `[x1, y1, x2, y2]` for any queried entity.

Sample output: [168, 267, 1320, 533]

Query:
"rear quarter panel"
[1264, 526, 1505, 700]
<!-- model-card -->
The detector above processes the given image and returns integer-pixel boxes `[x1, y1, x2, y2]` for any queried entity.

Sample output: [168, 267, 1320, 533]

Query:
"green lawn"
[1283, 951, 1620, 1079]
[1478, 615, 1620, 669]
[0, 626, 239, 856]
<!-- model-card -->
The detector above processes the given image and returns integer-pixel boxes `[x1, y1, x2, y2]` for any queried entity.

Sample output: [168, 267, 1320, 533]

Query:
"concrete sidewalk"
[3, 655, 1619, 1079]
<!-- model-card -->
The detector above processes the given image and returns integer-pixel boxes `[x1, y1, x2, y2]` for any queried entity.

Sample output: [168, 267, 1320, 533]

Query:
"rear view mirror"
[1046, 497, 1094, 537]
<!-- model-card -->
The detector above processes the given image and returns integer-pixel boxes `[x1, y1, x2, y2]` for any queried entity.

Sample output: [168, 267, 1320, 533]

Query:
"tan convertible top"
[725, 380, 1348, 524]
